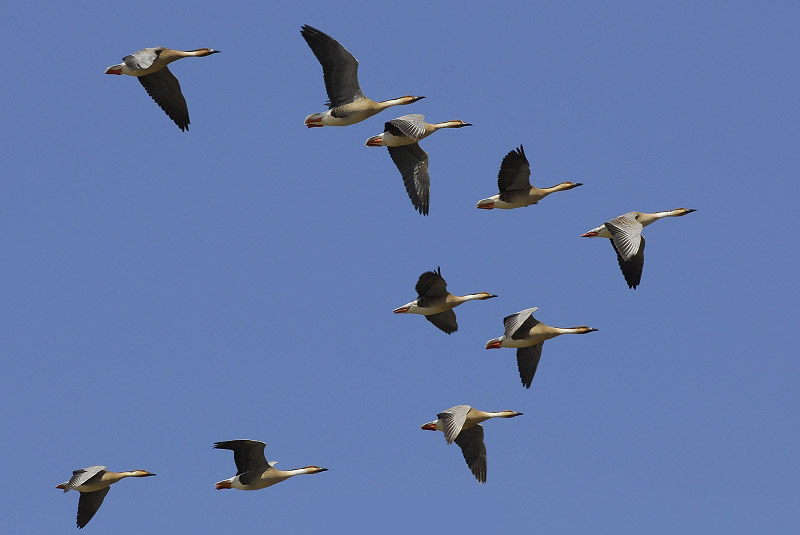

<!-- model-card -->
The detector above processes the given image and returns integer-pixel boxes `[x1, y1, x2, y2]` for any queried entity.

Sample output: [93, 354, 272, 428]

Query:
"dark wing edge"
[454, 425, 487, 483]
[497, 145, 531, 193]
[425, 310, 458, 334]
[415, 267, 447, 299]
[517, 343, 544, 389]
[214, 440, 269, 474]
[76, 487, 111, 529]
[610, 235, 645, 289]
[300, 24, 363, 108]
[137, 68, 190, 131]
[387, 144, 430, 216]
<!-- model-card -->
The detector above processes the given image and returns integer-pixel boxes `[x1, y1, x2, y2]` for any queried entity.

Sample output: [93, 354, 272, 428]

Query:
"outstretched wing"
[387, 114, 427, 140]
[138, 67, 190, 131]
[76, 487, 111, 528]
[387, 143, 430, 216]
[300, 25, 363, 108]
[64, 466, 106, 492]
[497, 145, 532, 194]
[517, 343, 544, 389]
[454, 425, 487, 483]
[415, 267, 447, 300]
[502, 307, 539, 339]
[605, 215, 645, 289]
[425, 310, 458, 334]
[437, 405, 471, 443]
[123, 48, 160, 70]
[214, 440, 269, 474]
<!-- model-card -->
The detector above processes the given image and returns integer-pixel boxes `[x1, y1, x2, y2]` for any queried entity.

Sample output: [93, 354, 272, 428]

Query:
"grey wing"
[605, 215, 645, 289]
[454, 425, 487, 483]
[437, 405, 470, 443]
[65, 466, 106, 492]
[425, 310, 458, 334]
[123, 48, 159, 70]
[415, 267, 448, 300]
[517, 343, 544, 389]
[604, 215, 643, 261]
[76, 487, 110, 528]
[213, 440, 269, 474]
[387, 114, 426, 140]
[610, 234, 645, 289]
[387, 143, 430, 216]
[502, 307, 539, 339]
[300, 25, 363, 108]
[497, 145, 531, 194]
[138, 67, 190, 131]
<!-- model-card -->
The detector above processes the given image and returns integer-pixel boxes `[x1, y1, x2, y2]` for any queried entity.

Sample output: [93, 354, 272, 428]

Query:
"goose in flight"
[214, 439, 327, 490]
[301, 25, 424, 127]
[476, 145, 582, 209]
[56, 465, 155, 528]
[581, 208, 696, 289]
[366, 114, 472, 215]
[105, 47, 220, 131]
[486, 307, 598, 389]
[421, 405, 522, 483]
[393, 267, 495, 334]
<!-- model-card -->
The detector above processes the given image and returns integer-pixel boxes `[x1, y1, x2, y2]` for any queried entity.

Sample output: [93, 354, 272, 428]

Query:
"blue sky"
[2, 1, 798, 533]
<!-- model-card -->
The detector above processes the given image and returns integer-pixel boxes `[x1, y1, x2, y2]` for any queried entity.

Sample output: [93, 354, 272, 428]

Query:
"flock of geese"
[58, 24, 696, 529]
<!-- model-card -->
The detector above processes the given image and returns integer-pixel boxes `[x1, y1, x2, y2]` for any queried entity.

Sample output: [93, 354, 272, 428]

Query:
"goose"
[56, 466, 155, 529]
[366, 114, 472, 215]
[301, 25, 424, 127]
[486, 307, 598, 389]
[581, 208, 696, 289]
[105, 47, 220, 131]
[476, 145, 582, 209]
[421, 405, 522, 483]
[393, 267, 496, 334]
[214, 439, 327, 490]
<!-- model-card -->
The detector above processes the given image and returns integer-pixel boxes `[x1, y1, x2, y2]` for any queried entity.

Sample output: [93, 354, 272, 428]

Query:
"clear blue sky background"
[2, 1, 797, 533]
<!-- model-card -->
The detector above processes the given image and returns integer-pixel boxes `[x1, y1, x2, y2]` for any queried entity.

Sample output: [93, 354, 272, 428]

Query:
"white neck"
[431, 120, 466, 130]
[552, 326, 594, 335]
[277, 467, 317, 477]
[377, 96, 416, 109]
[483, 410, 517, 418]
[456, 293, 490, 303]
[640, 209, 683, 227]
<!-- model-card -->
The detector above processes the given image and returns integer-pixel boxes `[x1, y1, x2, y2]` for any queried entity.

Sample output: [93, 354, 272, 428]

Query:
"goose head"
[303, 466, 328, 473]
[190, 48, 221, 56]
